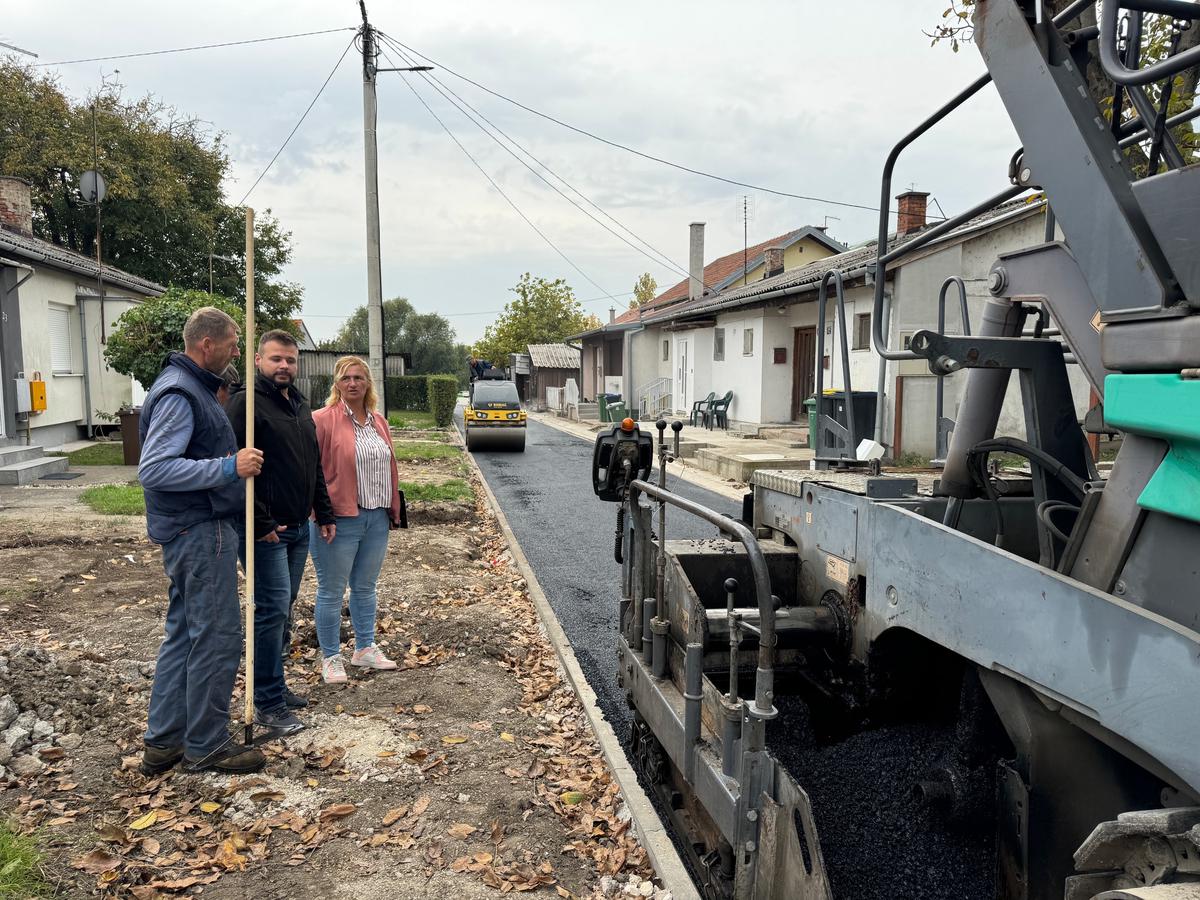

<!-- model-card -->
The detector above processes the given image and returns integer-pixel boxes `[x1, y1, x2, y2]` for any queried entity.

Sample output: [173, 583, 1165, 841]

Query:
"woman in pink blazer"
[310, 356, 401, 684]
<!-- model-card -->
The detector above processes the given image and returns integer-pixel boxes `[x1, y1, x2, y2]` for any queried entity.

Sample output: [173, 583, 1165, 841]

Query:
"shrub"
[307, 374, 334, 409]
[385, 375, 429, 411]
[427, 375, 458, 427]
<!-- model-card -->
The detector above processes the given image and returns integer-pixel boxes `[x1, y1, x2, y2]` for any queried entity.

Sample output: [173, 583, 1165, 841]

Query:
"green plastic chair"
[689, 392, 716, 427]
[707, 391, 734, 430]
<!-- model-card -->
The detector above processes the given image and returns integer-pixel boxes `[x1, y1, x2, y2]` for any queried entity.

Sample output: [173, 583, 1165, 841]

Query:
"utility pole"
[359, 1, 386, 405]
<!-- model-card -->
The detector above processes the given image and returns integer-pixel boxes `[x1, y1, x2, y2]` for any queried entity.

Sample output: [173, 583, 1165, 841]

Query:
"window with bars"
[853, 313, 871, 350]
[743, 327, 755, 356]
[662, 340, 669, 361]
[49, 305, 73, 374]
[713, 328, 725, 361]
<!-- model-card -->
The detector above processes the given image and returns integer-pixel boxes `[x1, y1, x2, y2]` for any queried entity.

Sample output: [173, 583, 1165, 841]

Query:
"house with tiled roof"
[0, 176, 164, 449]
[573, 224, 845, 404]
[573, 191, 1094, 461]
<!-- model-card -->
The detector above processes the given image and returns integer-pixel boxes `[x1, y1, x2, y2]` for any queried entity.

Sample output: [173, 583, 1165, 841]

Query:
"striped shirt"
[345, 404, 393, 510]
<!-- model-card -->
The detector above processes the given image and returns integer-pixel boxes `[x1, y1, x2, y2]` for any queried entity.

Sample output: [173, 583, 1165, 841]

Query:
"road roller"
[465, 377, 526, 452]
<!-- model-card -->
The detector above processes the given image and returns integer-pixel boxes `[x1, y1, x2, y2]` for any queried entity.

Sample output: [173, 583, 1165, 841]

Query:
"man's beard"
[266, 370, 294, 386]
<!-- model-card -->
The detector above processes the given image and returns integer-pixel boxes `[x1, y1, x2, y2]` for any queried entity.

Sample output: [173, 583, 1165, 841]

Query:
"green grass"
[80, 483, 145, 516]
[398, 479, 473, 503]
[894, 451, 931, 468]
[49, 442, 126, 466]
[393, 441, 462, 462]
[387, 410, 440, 430]
[0, 820, 50, 898]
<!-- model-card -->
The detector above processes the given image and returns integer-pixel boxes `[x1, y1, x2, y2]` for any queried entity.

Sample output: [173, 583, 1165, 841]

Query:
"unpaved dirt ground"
[0, 443, 667, 900]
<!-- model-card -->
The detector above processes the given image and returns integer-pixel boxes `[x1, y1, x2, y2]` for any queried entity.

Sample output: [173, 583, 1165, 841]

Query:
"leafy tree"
[323, 297, 461, 376]
[104, 287, 244, 391]
[631, 272, 658, 309]
[473, 273, 596, 363]
[0, 61, 301, 330]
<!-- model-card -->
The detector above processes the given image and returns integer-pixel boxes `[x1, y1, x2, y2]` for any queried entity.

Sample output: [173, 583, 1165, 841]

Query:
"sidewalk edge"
[461, 439, 701, 900]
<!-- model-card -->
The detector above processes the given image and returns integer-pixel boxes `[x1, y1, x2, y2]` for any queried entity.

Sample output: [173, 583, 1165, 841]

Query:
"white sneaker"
[350, 645, 398, 670]
[321, 654, 348, 684]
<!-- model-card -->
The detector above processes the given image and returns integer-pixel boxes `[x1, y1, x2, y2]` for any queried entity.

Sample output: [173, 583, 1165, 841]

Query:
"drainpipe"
[873, 290, 892, 446]
[78, 298, 95, 439]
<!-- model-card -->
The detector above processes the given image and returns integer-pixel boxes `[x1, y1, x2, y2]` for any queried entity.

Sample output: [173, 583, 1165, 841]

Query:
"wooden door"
[791, 326, 816, 421]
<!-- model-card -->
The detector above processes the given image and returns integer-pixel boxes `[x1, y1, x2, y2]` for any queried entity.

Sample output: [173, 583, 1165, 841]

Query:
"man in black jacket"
[225, 329, 336, 732]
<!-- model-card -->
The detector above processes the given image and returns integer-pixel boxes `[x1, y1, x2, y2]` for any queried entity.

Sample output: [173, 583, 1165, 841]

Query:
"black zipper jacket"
[224, 373, 335, 538]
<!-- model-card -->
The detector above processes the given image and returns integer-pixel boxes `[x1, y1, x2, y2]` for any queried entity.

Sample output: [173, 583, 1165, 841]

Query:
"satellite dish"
[80, 170, 107, 204]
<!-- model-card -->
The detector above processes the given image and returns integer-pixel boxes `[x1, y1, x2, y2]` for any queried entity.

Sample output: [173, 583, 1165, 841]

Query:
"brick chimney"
[763, 246, 785, 279]
[0, 177, 33, 236]
[896, 190, 930, 236]
[688, 222, 705, 302]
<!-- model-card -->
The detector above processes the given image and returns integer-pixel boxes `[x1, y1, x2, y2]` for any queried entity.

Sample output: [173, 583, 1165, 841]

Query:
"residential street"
[456, 412, 739, 743]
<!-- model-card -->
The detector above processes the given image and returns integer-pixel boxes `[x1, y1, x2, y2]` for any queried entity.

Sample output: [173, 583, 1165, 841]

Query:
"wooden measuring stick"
[243, 208, 256, 744]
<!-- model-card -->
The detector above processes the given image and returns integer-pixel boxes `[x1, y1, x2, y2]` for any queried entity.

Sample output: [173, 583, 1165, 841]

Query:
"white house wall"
[707, 312, 767, 423]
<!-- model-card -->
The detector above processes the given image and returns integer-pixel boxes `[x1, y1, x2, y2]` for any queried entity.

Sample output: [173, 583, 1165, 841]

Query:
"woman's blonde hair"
[326, 355, 379, 413]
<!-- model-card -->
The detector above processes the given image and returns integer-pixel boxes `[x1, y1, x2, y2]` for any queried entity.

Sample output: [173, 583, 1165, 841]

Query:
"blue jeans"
[144, 519, 242, 757]
[236, 524, 310, 715]
[310, 507, 390, 657]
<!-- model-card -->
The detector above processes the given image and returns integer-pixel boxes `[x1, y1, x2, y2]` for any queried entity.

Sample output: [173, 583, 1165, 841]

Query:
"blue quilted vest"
[139, 352, 242, 543]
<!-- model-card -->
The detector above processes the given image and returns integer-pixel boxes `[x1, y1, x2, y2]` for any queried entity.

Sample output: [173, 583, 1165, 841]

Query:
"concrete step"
[694, 446, 814, 482]
[0, 455, 70, 486]
[0, 444, 48, 467]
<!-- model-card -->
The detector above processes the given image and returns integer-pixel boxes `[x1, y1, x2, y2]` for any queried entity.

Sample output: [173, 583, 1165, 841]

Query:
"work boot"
[140, 743, 184, 776]
[181, 741, 267, 775]
[282, 689, 309, 709]
[254, 707, 305, 735]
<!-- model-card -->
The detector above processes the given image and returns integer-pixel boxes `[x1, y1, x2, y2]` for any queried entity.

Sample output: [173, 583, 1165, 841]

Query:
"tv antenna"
[736, 194, 756, 285]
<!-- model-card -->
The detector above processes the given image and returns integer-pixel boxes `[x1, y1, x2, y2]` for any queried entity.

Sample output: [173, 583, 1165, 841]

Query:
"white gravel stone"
[3, 724, 30, 753]
[0, 696, 17, 730]
[31, 720, 55, 742]
[10, 754, 45, 778]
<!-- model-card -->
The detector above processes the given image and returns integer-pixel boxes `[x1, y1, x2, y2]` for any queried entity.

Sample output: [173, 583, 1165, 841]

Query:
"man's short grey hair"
[219, 363, 240, 387]
[183, 307, 239, 348]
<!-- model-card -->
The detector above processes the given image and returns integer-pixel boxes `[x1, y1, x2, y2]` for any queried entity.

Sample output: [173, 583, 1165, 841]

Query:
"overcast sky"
[7, 1, 1023, 345]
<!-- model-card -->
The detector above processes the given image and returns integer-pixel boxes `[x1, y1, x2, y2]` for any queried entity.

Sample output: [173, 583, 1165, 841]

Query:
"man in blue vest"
[138, 307, 266, 775]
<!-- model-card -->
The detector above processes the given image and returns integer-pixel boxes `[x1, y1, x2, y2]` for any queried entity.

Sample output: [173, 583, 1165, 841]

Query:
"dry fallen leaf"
[250, 790, 286, 803]
[381, 807, 408, 827]
[447, 823, 476, 839]
[376, 750, 396, 758]
[319, 802, 357, 822]
[129, 810, 158, 830]
[306, 777, 319, 787]
[560, 791, 585, 806]
[441, 734, 469, 745]
[199, 801, 222, 814]
[412, 796, 431, 816]
[72, 849, 121, 874]
[413, 704, 432, 714]
[140, 837, 161, 856]
[500, 732, 516, 743]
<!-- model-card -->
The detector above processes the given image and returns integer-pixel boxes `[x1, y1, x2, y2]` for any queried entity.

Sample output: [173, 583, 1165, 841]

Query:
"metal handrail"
[1101, 0, 1200, 87]
[815, 269, 859, 460]
[869, 0, 1100, 363]
[628, 478, 778, 720]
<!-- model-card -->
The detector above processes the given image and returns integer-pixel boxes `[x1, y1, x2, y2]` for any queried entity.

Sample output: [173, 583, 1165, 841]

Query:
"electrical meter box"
[29, 379, 47, 412]
[14, 377, 31, 414]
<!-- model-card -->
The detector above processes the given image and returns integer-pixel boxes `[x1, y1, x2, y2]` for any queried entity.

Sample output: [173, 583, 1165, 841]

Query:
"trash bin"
[803, 397, 817, 449]
[598, 393, 623, 423]
[119, 409, 142, 466]
[814, 390, 877, 454]
[608, 401, 627, 421]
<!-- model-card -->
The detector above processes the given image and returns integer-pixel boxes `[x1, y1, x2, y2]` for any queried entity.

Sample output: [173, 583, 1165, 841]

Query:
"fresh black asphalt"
[458, 413, 738, 740]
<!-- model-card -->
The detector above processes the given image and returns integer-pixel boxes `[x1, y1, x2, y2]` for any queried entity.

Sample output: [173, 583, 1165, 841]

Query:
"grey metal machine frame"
[606, 1, 1200, 897]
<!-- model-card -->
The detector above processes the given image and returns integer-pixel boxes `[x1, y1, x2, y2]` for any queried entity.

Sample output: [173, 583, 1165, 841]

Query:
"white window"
[662, 339, 669, 362]
[49, 305, 73, 374]
[713, 328, 725, 361]
[854, 313, 871, 350]
[743, 327, 755, 356]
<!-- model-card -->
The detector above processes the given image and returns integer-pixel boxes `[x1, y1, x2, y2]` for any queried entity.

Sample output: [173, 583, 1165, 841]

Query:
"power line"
[378, 32, 702, 288]
[300, 290, 637, 321]
[382, 53, 620, 304]
[34, 27, 356, 67]
[237, 35, 356, 207]
[384, 36, 892, 216]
